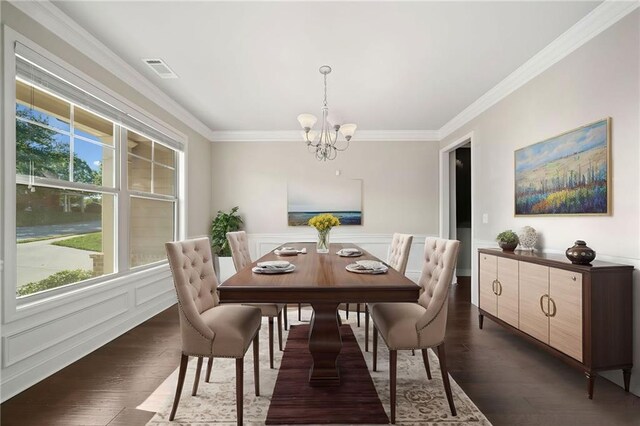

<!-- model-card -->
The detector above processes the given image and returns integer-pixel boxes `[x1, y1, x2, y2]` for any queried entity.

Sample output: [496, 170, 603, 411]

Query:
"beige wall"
[1, 2, 212, 237]
[210, 140, 440, 236]
[440, 11, 640, 394]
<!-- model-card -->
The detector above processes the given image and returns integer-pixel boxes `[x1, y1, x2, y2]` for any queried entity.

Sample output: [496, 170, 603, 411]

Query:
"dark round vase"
[565, 240, 596, 265]
[499, 241, 518, 252]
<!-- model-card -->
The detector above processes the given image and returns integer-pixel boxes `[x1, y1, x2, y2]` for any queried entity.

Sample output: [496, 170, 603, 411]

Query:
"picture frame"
[514, 118, 611, 216]
[287, 179, 363, 226]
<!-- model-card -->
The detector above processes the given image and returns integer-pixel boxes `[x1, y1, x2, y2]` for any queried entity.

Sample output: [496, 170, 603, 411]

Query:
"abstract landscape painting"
[515, 118, 610, 215]
[288, 179, 362, 226]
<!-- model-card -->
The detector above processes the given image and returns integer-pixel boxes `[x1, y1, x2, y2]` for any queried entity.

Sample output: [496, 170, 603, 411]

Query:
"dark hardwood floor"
[1, 278, 638, 425]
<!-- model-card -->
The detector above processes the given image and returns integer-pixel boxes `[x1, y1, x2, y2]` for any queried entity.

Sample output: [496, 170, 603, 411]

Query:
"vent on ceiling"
[142, 58, 178, 79]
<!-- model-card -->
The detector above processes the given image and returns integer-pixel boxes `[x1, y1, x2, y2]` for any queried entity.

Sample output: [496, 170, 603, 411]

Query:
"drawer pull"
[549, 297, 557, 317]
[496, 280, 503, 296]
[572, 276, 577, 281]
[539, 294, 549, 316]
[492, 280, 497, 295]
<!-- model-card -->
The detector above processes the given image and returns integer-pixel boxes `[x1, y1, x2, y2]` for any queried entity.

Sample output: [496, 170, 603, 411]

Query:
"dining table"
[219, 242, 420, 387]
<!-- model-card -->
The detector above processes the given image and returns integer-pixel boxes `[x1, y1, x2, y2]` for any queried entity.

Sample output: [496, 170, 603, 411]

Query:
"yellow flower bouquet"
[308, 213, 340, 253]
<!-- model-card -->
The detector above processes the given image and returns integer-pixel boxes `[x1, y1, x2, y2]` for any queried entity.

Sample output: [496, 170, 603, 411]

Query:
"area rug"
[142, 311, 492, 425]
[265, 324, 388, 424]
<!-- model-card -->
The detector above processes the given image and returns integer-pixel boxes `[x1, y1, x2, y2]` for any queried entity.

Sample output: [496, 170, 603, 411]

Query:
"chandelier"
[297, 65, 357, 161]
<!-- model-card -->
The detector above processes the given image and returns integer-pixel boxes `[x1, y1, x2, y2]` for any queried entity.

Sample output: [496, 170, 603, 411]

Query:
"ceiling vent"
[142, 58, 178, 79]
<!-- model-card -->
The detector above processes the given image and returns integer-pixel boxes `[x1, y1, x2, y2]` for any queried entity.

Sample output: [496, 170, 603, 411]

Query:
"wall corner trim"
[210, 129, 441, 143]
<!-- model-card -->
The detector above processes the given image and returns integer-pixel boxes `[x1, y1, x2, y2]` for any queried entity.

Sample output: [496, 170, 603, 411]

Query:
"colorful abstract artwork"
[515, 118, 610, 216]
[287, 179, 362, 226]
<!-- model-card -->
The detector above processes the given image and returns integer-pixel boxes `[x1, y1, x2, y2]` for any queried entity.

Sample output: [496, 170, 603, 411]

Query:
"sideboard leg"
[478, 314, 484, 330]
[623, 369, 631, 392]
[585, 371, 596, 399]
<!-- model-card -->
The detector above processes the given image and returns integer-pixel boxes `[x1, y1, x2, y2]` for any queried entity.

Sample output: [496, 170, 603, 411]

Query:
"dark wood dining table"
[219, 242, 420, 386]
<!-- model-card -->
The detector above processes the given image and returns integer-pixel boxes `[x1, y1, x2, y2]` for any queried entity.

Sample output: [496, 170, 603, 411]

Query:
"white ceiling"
[52, 1, 600, 133]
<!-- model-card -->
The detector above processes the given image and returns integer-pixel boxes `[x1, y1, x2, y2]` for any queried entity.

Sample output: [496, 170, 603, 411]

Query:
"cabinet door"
[479, 253, 497, 316]
[549, 268, 583, 362]
[497, 257, 519, 328]
[519, 262, 549, 343]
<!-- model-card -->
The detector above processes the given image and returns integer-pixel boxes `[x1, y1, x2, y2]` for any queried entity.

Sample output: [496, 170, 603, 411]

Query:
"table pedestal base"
[308, 302, 342, 386]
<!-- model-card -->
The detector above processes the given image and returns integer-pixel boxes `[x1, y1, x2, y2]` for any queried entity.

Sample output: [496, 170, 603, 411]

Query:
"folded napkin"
[337, 248, 362, 256]
[355, 260, 385, 270]
[275, 247, 307, 255]
[341, 248, 360, 254]
[256, 261, 291, 270]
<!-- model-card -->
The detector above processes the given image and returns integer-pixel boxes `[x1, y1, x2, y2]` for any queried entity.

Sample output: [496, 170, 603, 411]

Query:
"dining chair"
[362, 233, 413, 351]
[165, 237, 262, 424]
[227, 231, 286, 369]
[370, 237, 460, 423]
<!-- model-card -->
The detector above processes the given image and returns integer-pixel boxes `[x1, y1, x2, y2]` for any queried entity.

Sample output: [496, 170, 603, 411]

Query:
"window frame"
[2, 26, 187, 322]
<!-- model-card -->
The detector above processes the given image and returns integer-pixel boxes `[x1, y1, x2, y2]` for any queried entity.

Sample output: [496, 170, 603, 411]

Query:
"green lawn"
[52, 232, 102, 252]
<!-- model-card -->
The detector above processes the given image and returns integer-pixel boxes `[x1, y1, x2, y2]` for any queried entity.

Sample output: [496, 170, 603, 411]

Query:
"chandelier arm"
[334, 138, 350, 152]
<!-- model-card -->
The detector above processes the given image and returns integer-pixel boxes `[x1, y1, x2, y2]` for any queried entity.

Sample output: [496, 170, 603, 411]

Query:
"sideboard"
[477, 248, 633, 399]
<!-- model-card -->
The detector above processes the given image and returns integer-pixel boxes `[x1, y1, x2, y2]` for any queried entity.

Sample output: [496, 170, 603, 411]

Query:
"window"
[13, 50, 183, 299]
[127, 130, 178, 267]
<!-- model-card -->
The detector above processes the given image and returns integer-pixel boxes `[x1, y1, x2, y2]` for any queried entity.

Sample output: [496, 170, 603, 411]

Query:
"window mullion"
[118, 126, 130, 273]
[69, 104, 75, 182]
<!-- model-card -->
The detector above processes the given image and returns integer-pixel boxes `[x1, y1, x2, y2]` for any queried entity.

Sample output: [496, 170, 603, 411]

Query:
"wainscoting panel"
[1, 265, 177, 402]
[134, 271, 174, 307]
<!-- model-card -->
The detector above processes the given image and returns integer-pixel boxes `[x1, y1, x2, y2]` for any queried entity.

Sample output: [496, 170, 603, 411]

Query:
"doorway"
[439, 132, 474, 286]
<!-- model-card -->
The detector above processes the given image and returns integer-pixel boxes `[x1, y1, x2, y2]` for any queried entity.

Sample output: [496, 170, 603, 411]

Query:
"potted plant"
[210, 206, 243, 282]
[496, 230, 519, 252]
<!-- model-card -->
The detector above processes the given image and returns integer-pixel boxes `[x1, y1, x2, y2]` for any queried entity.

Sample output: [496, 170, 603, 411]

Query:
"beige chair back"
[415, 237, 460, 344]
[165, 237, 219, 353]
[227, 231, 252, 271]
[387, 233, 413, 275]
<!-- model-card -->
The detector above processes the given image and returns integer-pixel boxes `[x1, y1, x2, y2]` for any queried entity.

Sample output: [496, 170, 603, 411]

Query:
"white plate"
[356, 260, 384, 269]
[257, 260, 291, 268]
[346, 263, 388, 274]
[252, 264, 296, 274]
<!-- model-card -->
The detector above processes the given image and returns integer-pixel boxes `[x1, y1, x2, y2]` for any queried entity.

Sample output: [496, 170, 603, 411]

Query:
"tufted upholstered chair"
[165, 238, 262, 424]
[360, 233, 413, 350]
[226, 231, 286, 369]
[370, 237, 460, 423]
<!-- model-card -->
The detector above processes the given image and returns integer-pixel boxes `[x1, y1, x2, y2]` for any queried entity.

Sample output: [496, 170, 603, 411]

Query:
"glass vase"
[316, 229, 330, 254]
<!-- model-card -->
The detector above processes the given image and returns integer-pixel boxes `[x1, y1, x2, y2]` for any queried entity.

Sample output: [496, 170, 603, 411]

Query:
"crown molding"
[438, 0, 640, 140]
[210, 129, 440, 143]
[7, 0, 215, 141]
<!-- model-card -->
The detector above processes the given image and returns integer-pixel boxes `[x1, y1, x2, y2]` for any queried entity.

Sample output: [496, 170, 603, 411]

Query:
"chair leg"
[192, 356, 203, 396]
[421, 349, 432, 380]
[169, 354, 189, 421]
[373, 325, 378, 372]
[390, 350, 397, 424]
[205, 357, 214, 382]
[365, 305, 370, 352]
[277, 311, 284, 351]
[357, 303, 361, 327]
[253, 333, 260, 396]
[345, 303, 350, 319]
[437, 343, 457, 416]
[298, 303, 302, 321]
[283, 304, 288, 330]
[236, 357, 244, 426]
[268, 317, 274, 369]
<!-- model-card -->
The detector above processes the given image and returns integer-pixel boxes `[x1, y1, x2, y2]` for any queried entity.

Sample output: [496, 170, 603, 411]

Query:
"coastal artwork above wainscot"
[287, 178, 362, 226]
[515, 118, 610, 216]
